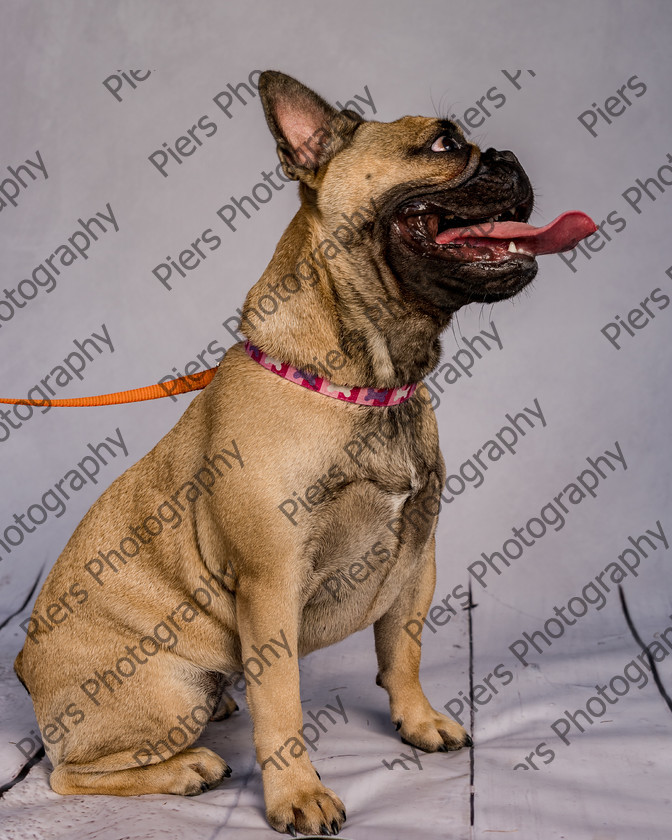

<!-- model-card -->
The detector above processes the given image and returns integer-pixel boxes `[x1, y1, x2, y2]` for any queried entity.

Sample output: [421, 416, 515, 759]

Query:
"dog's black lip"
[430, 258, 538, 304]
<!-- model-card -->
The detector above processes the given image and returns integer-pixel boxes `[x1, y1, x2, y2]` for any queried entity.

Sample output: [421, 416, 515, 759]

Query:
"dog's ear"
[258, 71, 363, 184]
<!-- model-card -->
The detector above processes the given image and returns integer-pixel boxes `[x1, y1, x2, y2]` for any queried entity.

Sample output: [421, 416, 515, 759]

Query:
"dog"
[15, 70, 595, 836]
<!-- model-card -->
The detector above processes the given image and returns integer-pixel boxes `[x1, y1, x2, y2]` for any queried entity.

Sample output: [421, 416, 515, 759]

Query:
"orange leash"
[0, 368, 218, 408]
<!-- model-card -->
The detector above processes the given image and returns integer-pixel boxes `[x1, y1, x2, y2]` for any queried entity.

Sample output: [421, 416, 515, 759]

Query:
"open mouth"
[398, 202, 597, 264]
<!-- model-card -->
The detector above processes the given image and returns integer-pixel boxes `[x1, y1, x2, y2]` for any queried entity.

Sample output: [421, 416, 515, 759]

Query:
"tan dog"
[15, 71, 594, 836]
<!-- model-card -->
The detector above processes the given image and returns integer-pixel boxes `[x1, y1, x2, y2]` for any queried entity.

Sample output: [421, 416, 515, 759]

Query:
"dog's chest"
[297, 426, 441, 653]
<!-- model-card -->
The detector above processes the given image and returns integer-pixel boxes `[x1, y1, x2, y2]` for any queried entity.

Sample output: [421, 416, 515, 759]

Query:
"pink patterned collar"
[244, 341, 417, 407]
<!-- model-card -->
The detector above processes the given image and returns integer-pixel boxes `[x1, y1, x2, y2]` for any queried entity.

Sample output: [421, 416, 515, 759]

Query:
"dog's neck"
[241, 210, 449, 388]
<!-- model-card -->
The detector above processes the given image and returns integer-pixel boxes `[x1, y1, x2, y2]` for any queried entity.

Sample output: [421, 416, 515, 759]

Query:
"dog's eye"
[431, 135, 461, 153]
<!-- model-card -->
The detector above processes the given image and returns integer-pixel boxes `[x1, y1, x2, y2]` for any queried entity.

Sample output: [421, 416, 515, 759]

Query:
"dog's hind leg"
[51, 746, 230, 796]
[39, 657, 232, 797]
[374, 535, 472, 752]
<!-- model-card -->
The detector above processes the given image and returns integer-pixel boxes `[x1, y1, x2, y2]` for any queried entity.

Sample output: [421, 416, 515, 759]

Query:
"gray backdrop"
[1, 2, 671, 839]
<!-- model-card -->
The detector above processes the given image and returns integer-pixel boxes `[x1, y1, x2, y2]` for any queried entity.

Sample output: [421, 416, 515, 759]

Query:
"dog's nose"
[482, 148, 519, 165]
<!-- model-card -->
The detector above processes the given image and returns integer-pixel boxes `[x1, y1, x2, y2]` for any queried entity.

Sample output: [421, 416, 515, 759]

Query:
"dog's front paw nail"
[287, 824, 297, 837]
[266, 780, 345, 836]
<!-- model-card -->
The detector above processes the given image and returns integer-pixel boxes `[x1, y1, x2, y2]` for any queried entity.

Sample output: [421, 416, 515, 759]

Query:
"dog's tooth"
[507, 241, 517, 253]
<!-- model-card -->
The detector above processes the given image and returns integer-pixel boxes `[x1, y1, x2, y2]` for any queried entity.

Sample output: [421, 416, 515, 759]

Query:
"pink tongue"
[435, 210, 597, 255]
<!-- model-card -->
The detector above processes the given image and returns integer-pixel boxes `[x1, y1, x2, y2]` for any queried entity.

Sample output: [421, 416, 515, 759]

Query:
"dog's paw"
[266, 779, 346, 836]
[395, 709, 472, 753]
[210, 690, 240, 721]
[178, 747, 232, 795]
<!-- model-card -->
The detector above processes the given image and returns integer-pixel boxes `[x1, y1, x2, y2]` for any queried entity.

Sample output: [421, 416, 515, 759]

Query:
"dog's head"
[258, 71, 594, 323]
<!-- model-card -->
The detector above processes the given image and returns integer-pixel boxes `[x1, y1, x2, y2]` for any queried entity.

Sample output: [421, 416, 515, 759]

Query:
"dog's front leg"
[374, 535, 472, 752]
[236, 584, 346, 836]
